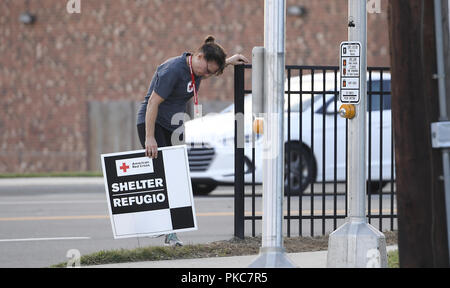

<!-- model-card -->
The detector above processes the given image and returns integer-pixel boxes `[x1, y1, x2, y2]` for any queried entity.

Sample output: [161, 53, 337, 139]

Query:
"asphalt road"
[0, 178, 239, 267]
[0, 178, 396, 268]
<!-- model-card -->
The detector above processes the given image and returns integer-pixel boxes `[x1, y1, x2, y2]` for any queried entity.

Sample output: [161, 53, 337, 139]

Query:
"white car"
[185, 72, 393, 195]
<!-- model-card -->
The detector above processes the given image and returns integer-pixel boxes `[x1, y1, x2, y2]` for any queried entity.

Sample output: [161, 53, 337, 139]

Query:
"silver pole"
[249, 0, 295, 268]
[327, 0, 387, 268]
[433, 0, 450, 263]
[262, 0, 285, 250]
[347, 0, 367, 221]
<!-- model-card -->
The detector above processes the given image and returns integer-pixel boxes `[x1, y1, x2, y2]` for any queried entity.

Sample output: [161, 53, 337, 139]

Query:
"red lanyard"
[188, 55, 200, 116]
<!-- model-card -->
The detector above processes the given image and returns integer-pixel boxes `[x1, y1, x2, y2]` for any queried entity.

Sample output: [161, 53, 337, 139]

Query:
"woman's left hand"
[226, 54, 249, 66]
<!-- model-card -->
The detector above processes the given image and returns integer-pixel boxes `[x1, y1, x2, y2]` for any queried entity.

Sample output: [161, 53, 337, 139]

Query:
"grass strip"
[387, 250, 399, 268]
[52, 232, 398, 268]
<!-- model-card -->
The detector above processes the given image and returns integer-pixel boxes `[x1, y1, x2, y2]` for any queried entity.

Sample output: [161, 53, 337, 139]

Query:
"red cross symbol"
[119, 163, 130, 173]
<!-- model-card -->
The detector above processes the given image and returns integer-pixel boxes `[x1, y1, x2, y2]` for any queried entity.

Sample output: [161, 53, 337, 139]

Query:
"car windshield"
[220, 94, 312, 113]
[286, 95, 312, 112]
[220, 96, 252, 113]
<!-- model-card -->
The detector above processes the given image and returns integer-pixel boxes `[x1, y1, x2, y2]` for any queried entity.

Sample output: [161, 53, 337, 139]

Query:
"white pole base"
[249, 247, 297, 268]
[327, 218, 388, 268]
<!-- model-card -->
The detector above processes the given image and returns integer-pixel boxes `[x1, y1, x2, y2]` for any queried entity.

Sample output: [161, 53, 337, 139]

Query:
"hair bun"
[204, 35, 215, 44]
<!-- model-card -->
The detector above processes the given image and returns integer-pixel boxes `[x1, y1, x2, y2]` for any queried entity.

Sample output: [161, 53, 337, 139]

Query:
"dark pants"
[137, 123, 184, 149]
[136, 122, 185, 241]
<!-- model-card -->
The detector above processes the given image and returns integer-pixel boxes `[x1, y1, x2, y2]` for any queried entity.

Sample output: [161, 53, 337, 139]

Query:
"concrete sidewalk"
[87, 245, 397, 268]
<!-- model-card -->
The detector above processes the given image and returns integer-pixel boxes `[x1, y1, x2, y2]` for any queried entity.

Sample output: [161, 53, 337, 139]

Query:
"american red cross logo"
[119, 163, 130, 173]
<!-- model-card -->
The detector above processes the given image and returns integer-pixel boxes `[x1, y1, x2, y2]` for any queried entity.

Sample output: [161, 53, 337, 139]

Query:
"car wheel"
[284, 142, 316, 195]
[192, 183, 218, 195]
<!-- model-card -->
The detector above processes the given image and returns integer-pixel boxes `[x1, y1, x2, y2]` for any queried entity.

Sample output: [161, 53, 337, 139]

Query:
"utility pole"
[388, 0, 450, 267]
[327, 0, 387, 268]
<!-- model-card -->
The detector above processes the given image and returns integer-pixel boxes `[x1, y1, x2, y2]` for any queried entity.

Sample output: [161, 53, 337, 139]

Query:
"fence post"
[234, 64, 245, 239]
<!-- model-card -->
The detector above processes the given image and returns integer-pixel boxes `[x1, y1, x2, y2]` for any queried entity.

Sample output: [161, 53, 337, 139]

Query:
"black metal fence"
[234, 64, 396, 238]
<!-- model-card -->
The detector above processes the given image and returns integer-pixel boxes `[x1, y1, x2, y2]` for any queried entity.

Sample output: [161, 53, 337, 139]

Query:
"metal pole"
[249, 0, 295, 268]
[327, 0, 387, 268]
[347, 0, 367, 222]
[234, 65, 245, 239]
[262, 0, 285, 250]
[433, 0, 450, 263]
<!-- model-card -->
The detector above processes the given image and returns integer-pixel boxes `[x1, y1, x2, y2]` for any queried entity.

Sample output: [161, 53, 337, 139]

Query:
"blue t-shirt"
[136, 52, 201, 132]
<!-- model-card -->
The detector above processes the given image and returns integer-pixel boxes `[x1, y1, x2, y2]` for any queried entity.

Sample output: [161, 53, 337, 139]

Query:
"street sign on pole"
[327, 0, 387, 268]
[340, 41, 361, 104]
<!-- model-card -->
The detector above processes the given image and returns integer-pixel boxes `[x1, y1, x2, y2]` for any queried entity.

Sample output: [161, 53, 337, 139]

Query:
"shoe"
[164, 233, 183, 247]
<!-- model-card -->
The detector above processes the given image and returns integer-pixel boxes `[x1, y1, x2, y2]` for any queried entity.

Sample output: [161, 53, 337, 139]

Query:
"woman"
[136, 36, 248, 246]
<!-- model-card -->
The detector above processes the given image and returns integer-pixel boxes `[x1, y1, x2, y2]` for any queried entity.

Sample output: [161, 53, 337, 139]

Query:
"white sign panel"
[340, 42, 361, 104]
[101, 145, 197, 239]
[115, 157, 154, 177]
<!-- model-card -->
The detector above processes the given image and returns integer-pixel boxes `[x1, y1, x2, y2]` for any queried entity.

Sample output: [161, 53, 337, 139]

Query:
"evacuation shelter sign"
[101, 145, 197, 239]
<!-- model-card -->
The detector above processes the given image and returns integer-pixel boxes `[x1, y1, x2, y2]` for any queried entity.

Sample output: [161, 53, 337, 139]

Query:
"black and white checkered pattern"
[101, 146, 197, 239]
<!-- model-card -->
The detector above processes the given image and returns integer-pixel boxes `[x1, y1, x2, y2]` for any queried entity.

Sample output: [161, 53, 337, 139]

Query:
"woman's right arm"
[145, 91, 165, 158]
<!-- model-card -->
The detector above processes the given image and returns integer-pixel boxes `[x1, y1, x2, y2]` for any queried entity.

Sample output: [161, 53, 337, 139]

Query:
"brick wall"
[0, 0, 390, 173]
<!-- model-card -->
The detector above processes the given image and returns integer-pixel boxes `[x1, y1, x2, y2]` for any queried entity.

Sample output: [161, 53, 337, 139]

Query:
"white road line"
[0, 237, 91, 243]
